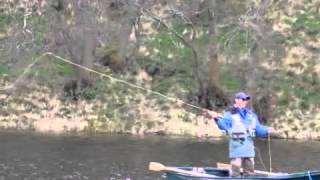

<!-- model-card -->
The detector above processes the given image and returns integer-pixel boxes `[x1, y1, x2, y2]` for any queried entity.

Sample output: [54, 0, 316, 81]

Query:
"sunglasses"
[241, 98, 250, 101]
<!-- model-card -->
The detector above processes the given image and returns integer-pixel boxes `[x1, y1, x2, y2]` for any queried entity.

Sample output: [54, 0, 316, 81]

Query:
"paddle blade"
[217, 162, 231, 169]
[149, 162, 166, 172]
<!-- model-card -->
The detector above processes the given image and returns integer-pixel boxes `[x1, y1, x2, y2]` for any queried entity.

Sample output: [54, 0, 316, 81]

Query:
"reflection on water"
[0, 131, 319, 180]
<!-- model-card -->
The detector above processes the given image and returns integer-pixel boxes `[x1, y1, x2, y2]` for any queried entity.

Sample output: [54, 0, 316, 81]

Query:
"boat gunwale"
[166, 167, 320, 179]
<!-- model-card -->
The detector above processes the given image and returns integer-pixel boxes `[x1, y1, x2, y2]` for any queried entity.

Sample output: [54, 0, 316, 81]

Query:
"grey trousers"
[230, 157, 254, 177]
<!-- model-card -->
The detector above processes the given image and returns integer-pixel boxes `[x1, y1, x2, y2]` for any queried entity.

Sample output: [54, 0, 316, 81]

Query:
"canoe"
[149, 162, 320, 180]
[165, 167, 320, 180]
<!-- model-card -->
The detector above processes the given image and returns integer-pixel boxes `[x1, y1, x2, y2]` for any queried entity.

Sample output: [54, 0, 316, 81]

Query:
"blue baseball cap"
[234, 92, 251, 100]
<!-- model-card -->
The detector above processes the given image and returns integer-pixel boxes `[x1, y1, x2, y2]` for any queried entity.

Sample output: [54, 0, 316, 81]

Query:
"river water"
[0, 131, 319, 180]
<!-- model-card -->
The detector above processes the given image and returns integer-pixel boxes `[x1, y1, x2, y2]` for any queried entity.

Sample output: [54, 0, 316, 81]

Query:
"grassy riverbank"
[0, 65, 319, 140]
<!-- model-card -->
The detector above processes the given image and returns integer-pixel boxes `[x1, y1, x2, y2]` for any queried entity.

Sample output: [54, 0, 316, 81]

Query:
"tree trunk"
[199, 0, 229, 109]
[51, 0, 97, 99]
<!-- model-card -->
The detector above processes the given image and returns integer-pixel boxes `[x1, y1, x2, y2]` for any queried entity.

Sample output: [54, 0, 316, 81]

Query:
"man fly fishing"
[205, 91, 276, 177]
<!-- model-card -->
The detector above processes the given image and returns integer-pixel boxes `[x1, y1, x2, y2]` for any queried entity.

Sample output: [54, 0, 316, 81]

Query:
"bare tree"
[47, 0, 98, 99]
[203, 0, 229, 108]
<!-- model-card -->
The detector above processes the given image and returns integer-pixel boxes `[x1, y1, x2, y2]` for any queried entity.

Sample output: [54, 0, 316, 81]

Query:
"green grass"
[0, 66, 9, 76]
[263, 69, 320, 111]
[54, 61, 73, 76]
[0, 13, 13, 28]
[285, 12, 320, 36]
[222, 74, 241, 92]
[293, 13, 320, 35]
[218, 26, 248, 53]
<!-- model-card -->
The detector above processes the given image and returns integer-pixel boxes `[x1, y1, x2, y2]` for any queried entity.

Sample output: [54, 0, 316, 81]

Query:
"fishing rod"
[268, 133, 272, 172]
[0, 52, 215, 115]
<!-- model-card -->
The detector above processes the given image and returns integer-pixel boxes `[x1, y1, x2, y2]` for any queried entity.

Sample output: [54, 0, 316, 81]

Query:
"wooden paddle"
[149, 162, 218, 178]
[216, 162, 287, 176]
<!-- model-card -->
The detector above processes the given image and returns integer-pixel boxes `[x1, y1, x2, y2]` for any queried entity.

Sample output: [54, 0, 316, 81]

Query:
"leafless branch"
[140, 8, 204, 97]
